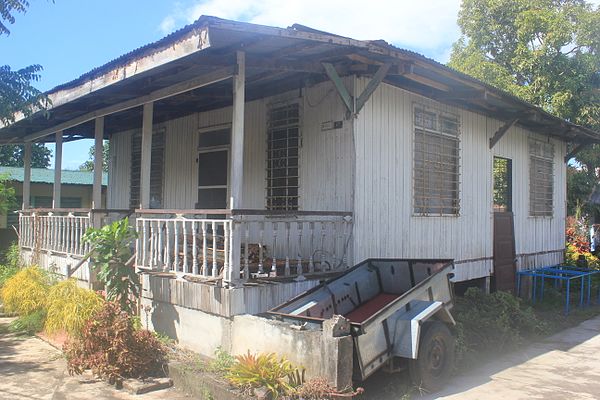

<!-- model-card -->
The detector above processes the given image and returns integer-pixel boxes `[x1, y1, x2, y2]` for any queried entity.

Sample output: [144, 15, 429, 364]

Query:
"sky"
[2, 0, 598, 169]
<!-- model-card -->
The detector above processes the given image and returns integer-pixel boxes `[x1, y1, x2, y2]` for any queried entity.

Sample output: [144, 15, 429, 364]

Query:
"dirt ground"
[0, 317, 190, 400]
[360, 315, 600, 399]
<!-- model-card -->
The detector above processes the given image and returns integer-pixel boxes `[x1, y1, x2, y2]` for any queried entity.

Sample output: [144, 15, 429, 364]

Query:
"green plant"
[454, 288, 547, 359]
[208, 346, 235, 375]
[45, 279, 104, 337]
[82, 218, 139, 315]
[2, 242, 21, 268]
[9, 309, 46, 335]
[1, 265, 49, 315]
[63, 301, 167, 383]
[226, 351, 304, 398]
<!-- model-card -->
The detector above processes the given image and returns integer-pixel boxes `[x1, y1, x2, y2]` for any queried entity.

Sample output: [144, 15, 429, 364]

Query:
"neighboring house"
[0, 167, 107, 249]
[0, 17, 598, 384]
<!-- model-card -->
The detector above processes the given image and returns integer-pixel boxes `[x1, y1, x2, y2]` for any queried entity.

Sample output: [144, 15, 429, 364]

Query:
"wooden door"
[493, 212, 516, 292]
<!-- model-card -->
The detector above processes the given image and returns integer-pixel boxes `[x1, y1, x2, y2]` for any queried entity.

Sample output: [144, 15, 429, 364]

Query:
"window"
[529, 139, 554, 217]
[197, 127, 230, 209]
[413, 105, 461, 215]
[266, 103, 300, 211]
[493, 157, 512, 212]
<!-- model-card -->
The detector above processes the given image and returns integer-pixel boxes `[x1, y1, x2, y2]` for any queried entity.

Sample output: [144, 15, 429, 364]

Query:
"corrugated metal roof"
[0, 167, 108, 186]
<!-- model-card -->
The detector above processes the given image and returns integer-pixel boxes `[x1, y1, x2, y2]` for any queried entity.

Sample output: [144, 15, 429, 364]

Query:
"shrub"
[226, 351, 304, 398]
[1, 265, 49, 315]
[83, 218, 139, 315]
[9, 309, 46, 335]
[454, 288, 547, 357]
[45, 279, 104, 337]
[0, 264, 19, 289]
[208, 346, 235, 375]
[64, 301, 167, 383]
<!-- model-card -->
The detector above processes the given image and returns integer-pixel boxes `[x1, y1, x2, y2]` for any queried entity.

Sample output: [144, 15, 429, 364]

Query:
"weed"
[9, 309, 46, 335]
[208, 346, 235, 375]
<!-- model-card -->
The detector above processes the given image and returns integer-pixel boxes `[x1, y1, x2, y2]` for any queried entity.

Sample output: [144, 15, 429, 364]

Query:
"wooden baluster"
[142, 219, 148, 267]
[211, 221, 217, 278]
[243, 222, 249, 280]
[201, 221, 207, 276]
[308, 221, 315, 273]
[174, 220, 180, 273]
[284, 222, 291, 276]
[157, 221, 164, 268]
[331, 221, 338, 270]
[182, 220, 189, 273]
[258, 221, 264, 274]
[297, 221, 304, 279]
[320, 222, 327, 271]
[76, 217, 82, 255]
[135, 219, 141, 267]
[165, 220, 171, 271]
[342, 218, 349, 268]
[223, 221, 230, 279]
[192, 221, 198, 275]
[271, 222, 278, 276]
[151, 221, 158, 268]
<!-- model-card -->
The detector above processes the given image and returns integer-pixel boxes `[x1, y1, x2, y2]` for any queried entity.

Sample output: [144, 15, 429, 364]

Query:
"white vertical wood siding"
[109, 79, 354, 212]
[107, 130, 133, 209]
[353, 79, 566, 281]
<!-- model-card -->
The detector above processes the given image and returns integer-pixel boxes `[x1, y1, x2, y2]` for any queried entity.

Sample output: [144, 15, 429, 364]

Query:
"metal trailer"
[268, 258, 456, 391]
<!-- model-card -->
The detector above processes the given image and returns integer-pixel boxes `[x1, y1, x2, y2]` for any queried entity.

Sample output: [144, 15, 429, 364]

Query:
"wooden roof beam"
[322, 62, 354, 115]
[355, 62, 391, 114]
[489, 118, 519, 149]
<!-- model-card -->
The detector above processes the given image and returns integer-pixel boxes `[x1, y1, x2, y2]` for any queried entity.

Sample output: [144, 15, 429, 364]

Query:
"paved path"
[420, 315, 600, 399]
[0, 318, 190, 400]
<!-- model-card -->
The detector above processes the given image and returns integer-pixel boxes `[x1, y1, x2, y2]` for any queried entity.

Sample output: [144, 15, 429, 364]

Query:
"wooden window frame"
[412, 104, 461, 216]
[266, 102, 301, 211]
[529, 139, 554, 217]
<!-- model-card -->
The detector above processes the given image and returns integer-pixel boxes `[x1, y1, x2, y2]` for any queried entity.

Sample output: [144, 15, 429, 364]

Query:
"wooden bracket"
[489, 118, 518, 149]
[322, 62, 354, 115]
[355, 63, 391, 114]
[565, 142, 588, 163]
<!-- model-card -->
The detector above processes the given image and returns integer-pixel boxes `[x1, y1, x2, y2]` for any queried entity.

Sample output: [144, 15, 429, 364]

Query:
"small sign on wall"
[321, 120, 343, 131]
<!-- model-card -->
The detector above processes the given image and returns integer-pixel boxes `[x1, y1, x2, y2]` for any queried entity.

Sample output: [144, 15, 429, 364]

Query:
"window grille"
[266, 103, 300, 211]
[413, 105, 461, 215]
[529, 139, 554, 217]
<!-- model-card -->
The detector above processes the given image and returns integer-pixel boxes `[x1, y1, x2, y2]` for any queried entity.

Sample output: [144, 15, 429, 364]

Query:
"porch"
[18, 207, 353, 285]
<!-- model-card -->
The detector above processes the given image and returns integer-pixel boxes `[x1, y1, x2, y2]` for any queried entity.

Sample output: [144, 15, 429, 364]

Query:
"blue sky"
[4, 0, 595, 169]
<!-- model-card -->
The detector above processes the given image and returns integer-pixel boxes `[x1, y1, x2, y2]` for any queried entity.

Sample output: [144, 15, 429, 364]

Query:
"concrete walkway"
[420, 315, 600, 399]
[0, 318, 190, 400]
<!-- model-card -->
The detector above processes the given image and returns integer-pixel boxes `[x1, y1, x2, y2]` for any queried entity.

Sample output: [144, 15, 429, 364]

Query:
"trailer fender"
[391, 300, 446, 359]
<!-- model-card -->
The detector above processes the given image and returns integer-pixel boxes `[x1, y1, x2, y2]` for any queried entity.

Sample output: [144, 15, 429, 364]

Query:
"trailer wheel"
[409, 321, 455, 393]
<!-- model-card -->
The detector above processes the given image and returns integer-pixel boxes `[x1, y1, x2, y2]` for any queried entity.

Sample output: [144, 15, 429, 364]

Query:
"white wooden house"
[2, 17, 599, 368]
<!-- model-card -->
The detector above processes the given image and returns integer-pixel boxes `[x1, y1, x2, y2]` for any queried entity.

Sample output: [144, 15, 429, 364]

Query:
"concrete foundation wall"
[141, 297, 353, 389]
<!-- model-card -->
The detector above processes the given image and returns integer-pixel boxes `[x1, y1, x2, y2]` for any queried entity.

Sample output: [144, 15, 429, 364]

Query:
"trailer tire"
[409, 321, 455, 393]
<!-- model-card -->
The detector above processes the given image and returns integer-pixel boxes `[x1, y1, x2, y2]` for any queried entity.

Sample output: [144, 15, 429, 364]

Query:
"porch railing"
[19, 209, 92, 256]
[135, 209, 353, 281]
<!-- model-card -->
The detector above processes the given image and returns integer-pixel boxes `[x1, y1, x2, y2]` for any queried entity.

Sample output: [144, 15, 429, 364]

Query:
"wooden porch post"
[22, 141, 32, 209]
[140, 102, 154, 209]
[227, 51, 245, 284]
[93, 117, 104, 209]
[53, 131, 63, 208]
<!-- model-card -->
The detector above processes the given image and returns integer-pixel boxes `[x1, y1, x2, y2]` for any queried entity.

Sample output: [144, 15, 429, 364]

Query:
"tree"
[0, 0, 48, 124]
[0, 173, 15, 215]
[79, 142, 109, 172]
[449, 0, 600, 216]
[0, 143, 51, 168]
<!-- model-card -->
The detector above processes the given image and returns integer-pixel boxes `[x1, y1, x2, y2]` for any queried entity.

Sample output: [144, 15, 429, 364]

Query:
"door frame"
[197, 145, 230, 209]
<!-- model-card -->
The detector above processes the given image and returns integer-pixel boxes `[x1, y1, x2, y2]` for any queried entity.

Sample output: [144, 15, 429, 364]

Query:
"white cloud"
[159, 0, 462, 59]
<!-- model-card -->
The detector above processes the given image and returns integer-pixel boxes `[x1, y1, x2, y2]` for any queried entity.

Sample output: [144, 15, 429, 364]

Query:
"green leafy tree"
[79, 142, 109, 172]
[0, 0, 49, 124]
[449, 0, 600, 216]
[0, 143, 51, 168]
[0, 173, 15, 215]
